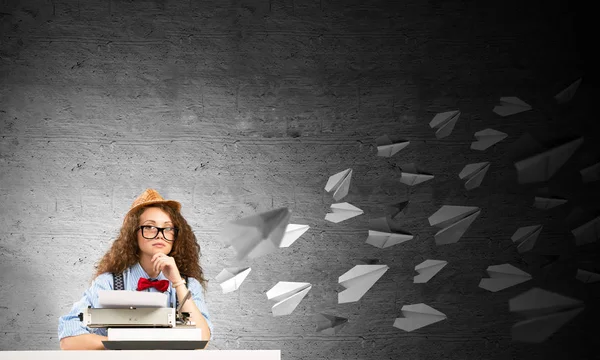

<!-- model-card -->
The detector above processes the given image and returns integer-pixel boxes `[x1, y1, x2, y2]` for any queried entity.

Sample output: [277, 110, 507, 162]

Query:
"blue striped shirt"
[58, 262, 213, 340]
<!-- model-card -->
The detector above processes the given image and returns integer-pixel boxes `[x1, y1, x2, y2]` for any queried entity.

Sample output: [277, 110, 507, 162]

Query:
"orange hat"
[126, 188, 181, 217]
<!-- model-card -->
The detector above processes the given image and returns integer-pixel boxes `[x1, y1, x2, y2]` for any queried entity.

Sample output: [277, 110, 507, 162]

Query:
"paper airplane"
[376, 135, 410, 157]
[478, 264, 531, 292]
[366, 216, 414, 248]
[428, 205, 481, 245]
[413, 260, 447, 283]
[429, 110, 460, 139]
[554, 77, 582, 104]
[509, 287, 584, 343]
[471, 128, 508, 150]
[571, 215, 600, 246]
[215, 267, 251, 294]
[399, 163, 434, 186]
[511, 225, 542, 253]
[533, 196, 567, 210]
[219, 207, 291, 261]
[393, 303, 447, 332]
[580, 162, 600, 183]
[458, 162, 490, 190]
[266, 281, 312, 316]
[388, 201, 409, 219]
[492, 97, 532, 117]
[325, 202, 363, 223]
[314, 313, 348, 335]
[338, 264, 388, 304]
[325, 168, 352, 201]
[575, 269, 600, 283]
[514, 137, 583, 184]
[280, 224, 310, 247]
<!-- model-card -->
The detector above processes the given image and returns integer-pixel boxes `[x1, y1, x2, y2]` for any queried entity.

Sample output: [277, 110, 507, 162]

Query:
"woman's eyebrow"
[141, 220, 173, 225]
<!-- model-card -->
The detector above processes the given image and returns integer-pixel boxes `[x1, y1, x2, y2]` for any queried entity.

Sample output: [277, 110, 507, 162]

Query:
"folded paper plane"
[388, 201, 409, 219]
[325, 168, 353, 201]
[492, 97, 532, 117]
[554, 78, 582, 104]
[366, 216, 414, 248]
[338, 264, 388, 304]
[393, 303, 447, 332]
[533, 196, 567, 210]
[376, 135, 410, 157]
[471, 128, 508, 150]
[571, 215, 600, 246]
[413, 260, 447, 283]
[325, 202, 363, 223]
[580, 162, 600, 183]
[266, 281, 312, 316]
[428, 205, 481, 245]
[509, 287, 584, 343]
[575, 269, 600, 283]
[219, 207, 291, 261]
[511, 225, 542, 253]
[400, 163, 434, 186]
[315, 313, 348, 335]
[429, 110, 460, 139]
[458, 162, 490, 190]
[478, 264, 531, 292]
[513, 137, 583, 184]
[215, 267, 251, 294]
[280, 224, 310, 247]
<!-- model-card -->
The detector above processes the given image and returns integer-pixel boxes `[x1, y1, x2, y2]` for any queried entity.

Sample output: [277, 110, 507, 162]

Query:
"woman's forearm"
[175, 286, 211, 341]
[60, 334, 108, 350]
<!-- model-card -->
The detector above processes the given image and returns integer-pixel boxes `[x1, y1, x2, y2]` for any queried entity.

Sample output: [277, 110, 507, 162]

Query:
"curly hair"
[93, 203, 207, 290]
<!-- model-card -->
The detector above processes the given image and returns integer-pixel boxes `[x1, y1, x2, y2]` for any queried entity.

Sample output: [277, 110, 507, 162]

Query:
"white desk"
[1, 350, 281, 360]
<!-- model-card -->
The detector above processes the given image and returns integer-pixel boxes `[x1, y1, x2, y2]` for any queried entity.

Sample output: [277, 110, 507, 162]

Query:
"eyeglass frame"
[138, 225, 179, 241]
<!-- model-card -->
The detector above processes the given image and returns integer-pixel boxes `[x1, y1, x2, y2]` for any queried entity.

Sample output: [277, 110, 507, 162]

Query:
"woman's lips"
[153, 243, 165, 248]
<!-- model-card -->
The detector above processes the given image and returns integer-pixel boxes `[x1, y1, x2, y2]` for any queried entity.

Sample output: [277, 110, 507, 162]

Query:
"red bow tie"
[137, 278, 170, 292]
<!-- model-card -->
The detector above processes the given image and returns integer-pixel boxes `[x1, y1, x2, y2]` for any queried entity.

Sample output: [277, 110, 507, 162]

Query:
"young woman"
[58, 189, 213, 350]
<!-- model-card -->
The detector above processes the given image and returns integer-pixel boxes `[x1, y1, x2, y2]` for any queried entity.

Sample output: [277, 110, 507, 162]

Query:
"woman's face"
[137, 207, 175, 257]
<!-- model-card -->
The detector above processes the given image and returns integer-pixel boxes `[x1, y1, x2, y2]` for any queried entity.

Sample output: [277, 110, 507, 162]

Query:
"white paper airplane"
[399, 163, 434, 186]
[575, 269, 600, 283]
[376, 134, 410, 157]
[338, 264, 389, 304]
[325, 202, 364, 223]
[458, 162, 490, 190]
[280, 224, 310, 247]
[511, 225, 542, 253]
[393, 303, 447, 332]
[215, 267, 251, 294]
[509, 287, 584, 343]
[429, 110, 460, 139]
[266, 281, 312, 316]
[428, 205, 481, 245]
[471, 128, 508, 151]
[554, 77, 582, 104]
[413, 260, 447, 283]
[571, 215, 600, 246]
[366, 216, 413, 248]
[478, 264, 531, 292]
[533, 196, 568, 210]
[580, 162, 600, 183]
[219, 207, 291, 261]
[492, 97, 532, 117]
[514, 137, 583, 184]
[314, 313, 348, 335]
[325, 168, 353, 201]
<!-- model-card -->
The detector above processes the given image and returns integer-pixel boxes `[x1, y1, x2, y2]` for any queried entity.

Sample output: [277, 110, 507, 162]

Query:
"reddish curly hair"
[93, 203, 207, 290]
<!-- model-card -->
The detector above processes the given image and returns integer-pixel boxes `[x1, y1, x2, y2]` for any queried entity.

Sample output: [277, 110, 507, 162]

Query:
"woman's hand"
[151, 253, 183, 283]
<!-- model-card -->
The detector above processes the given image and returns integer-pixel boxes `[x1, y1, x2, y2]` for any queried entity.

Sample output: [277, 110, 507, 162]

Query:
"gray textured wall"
[1, 0, 598, 359]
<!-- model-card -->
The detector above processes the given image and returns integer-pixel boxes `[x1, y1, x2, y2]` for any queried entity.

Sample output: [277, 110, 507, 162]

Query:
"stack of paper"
[509, 288, 584, 343]
[280, 224, 310, 247]
[428, 205, 481, 245]
[492, 97, 531, 117]
[215, 267, 251, 294]
[98, 290, 167, 308]
[429, 110, 460, 139]
[315, 313, 348, 335]
[393, 303, 447, 331]
[554, 78, 582, 104]
[366, 216, 413, 248]
[413, 260, 447, 283]
[325, 203, 363, 223]
[471, 128, 507, 151]
[399, 163, 434, 186]
[266, 282, 312, 316]
[108, 328, 202, 341]
[458, 162, 490, 190]
[219, 207, 291, 261]
[325, 169, 353, 201]
[478, 264, 531, 292]
[376, 135, 410, 157]
[511, 225, 542, 253]
[338, 264, 389, 304]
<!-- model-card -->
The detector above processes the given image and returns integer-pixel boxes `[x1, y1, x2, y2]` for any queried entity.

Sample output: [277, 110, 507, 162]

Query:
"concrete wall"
[1, 0, 598, 359]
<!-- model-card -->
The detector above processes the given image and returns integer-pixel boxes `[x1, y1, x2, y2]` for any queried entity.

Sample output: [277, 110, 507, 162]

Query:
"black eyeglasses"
[139, 226, 178, 241]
